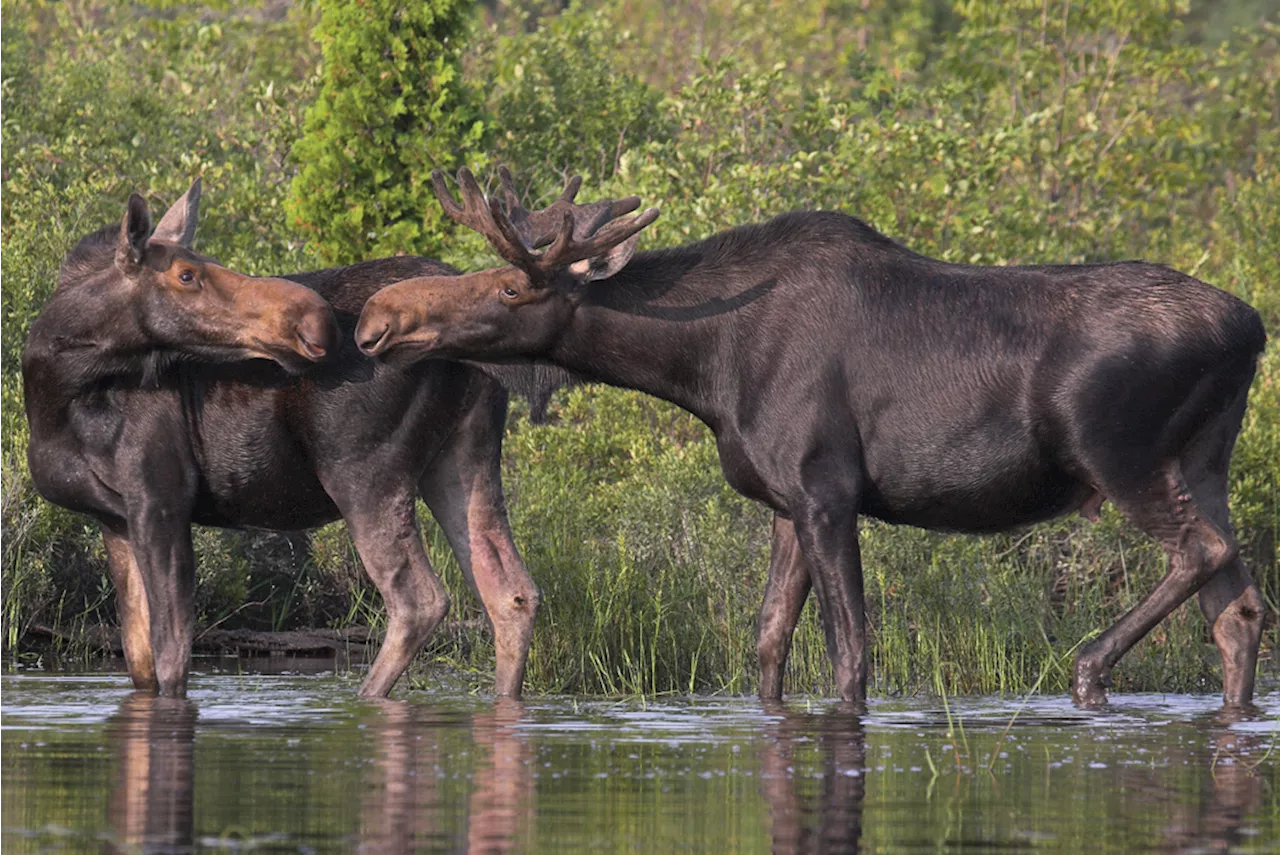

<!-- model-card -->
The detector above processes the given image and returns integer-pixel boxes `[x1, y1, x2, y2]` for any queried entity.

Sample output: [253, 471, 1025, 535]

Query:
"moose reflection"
[359, 699, 533, 853]
[106, 694, 196, 852]
[758, 704, 867, 854]
[102, 693, 535, 852]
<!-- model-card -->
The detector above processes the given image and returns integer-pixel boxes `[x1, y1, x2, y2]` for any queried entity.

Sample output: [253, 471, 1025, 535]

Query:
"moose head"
[356, 167, 658, 363]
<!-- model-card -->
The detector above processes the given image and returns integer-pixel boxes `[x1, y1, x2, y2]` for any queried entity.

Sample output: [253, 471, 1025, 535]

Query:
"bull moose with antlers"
[357, 167, 1267, 708]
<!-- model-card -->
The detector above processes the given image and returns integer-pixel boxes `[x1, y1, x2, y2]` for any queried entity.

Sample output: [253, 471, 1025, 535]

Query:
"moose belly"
[191, 410, 341, 531]
[860, 439, 1089, 533]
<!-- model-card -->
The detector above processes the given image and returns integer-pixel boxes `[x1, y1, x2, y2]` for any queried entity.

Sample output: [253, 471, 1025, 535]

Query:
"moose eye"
[500, 287, 519, 300]
[177, 269, 199, 288]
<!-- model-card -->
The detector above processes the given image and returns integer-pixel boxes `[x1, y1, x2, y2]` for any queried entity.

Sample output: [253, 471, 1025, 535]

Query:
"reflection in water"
[106, 693, 197, 852]
[104, 691, 535, 853]
[358, 698, 533, 853]
[1161, 708, 1266, 853]
[467, 699, 534, 853]
[758, 703, 866, 854]
[5, 677, 1276, 854]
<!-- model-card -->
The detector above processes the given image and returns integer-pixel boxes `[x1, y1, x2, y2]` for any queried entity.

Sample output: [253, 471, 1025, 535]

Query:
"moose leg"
[757, 515, 810, 700]
[340, 489, 451, 698]
[1073, 464, 1239, 707]
[420, 384, 539, 698]
[126, 505, 197, 698]
[791, 500, 867, 704]
[1198, 562, 1264, 707]
[1182, 393, 1264, 708]
[101, 524, 158, 692]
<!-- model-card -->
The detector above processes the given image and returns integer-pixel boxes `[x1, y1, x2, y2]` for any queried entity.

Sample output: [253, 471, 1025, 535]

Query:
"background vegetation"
[2, 0, 1277, 698]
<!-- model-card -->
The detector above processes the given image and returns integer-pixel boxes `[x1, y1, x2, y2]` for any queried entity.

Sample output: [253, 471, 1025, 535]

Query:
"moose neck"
[22, 278, 166, 430]
[548, 243, 753, 431]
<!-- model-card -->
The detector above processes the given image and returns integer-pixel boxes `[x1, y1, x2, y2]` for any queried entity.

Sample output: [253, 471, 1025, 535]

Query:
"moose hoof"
[1072, 651, 1113, 708]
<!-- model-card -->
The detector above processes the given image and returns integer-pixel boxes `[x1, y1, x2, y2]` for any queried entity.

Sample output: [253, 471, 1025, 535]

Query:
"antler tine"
[484, 195, 541, 270]
[576, 206, 661, 258]
[557, 174, 583, 204]
[430, 169, 464, 219]
[434, 167, 540, 269]
[496, 165, 522, 211]
[431, 167, 498, 237]
[533, 207, 661, 276]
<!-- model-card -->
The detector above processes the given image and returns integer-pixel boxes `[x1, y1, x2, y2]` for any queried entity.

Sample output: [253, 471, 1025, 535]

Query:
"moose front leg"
[339, 490, 451, 698]
[419, 383, 540, 699]
[757, 515, 811, 701]
[127, 502, 197, 698]
[101, 524, 158, 692]
[791, 501, 868, 705]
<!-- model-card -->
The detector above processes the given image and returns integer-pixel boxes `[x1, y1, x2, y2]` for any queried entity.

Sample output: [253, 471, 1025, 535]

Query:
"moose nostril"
[295, 312, 337, 361]
[356, 321, 392, 356]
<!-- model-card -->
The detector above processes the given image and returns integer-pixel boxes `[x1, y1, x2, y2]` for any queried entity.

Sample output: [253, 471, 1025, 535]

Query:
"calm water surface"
[2, 669, 1278, 853]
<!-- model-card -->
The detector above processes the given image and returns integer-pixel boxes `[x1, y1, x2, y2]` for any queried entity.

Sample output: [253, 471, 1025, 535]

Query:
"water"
[3, 668, 1278, 853]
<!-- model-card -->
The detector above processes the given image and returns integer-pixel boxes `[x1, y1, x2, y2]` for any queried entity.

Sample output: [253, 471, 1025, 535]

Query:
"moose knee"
[496, 584, 541, 628]
[1179, 524, 1238, 588]
[513, 585, 541, 616]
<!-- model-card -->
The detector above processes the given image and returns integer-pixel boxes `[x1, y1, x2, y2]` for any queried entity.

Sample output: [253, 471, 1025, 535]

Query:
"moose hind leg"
[102, 525, 158, 692]
[757, 514, 811, 701]
[344, 493, 451, 698]
[1182, 392, 1264, 707]
[420, 382, 539, 698]
[1073, 464, 1239, 707]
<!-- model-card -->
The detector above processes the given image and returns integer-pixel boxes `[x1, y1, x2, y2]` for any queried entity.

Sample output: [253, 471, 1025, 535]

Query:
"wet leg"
[1198, 562, 1264, 708]
[1182, 399, 1264, 707]
[757, 515, 810, 700]
[1073, 464, 1238, 707]
[339, 487, 451, 698]
[102, 524, 158, 692]
[126, 504, 196, 698]
[791, 497, 867, 705]
[421, 383, 538, 698]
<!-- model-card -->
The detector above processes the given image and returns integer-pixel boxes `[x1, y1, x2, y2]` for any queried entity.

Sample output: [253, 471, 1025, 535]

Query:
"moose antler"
[431, 167, 659, 284]
[430, 167, 532, 270]
[495, 166, 642, 247]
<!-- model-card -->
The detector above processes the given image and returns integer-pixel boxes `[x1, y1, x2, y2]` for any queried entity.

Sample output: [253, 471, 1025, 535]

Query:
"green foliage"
[286, 0, 486, 264]
[478, 3, 671, 190]
[3, 0, 1277, 697]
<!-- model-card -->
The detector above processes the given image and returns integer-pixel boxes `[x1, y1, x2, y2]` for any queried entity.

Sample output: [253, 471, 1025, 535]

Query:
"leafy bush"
[286, 0, 486, 264]
[3, 0, 1276, 697]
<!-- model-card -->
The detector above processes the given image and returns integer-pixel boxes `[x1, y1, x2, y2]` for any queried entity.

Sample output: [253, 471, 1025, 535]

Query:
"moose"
[22, 180, 555, 699]
[357, 167, 1268, 708]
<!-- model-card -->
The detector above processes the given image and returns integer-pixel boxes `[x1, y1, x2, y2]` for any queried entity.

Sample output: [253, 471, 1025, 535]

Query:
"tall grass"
[3, 0, 1277, 698]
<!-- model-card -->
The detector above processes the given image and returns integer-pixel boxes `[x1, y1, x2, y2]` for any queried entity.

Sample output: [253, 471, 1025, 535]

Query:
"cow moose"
[22, 180, 547, 699]
[357, 167, 1268, 708]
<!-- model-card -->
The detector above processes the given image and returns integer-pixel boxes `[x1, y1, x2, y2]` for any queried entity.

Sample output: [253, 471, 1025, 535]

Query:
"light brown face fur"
[142, 242, 337, 364]
[356, 266, 552, 358]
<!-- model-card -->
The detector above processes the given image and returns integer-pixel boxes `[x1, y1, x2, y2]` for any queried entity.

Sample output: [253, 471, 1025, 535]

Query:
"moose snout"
[294, 306, 340, 361]
[355, 303, 400, 357]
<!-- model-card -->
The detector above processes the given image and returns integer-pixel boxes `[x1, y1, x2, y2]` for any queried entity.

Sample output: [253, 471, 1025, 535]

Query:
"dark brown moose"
[357, 167, 1268, 708]
[22, 181, 541, 698]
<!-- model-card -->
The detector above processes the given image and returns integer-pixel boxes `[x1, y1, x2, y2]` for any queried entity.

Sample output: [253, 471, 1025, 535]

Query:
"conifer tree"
[288, 0, 484, 264]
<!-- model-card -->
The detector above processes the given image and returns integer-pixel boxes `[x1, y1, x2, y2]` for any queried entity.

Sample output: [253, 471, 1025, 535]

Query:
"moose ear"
[115, 194, 152, 273]
[567, 233, 642, 284]
[151, 177, 201, 248]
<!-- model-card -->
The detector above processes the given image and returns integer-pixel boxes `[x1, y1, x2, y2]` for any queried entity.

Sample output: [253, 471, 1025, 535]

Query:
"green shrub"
[3, 0, 1276, 698]
[286, 0, 486, 264]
